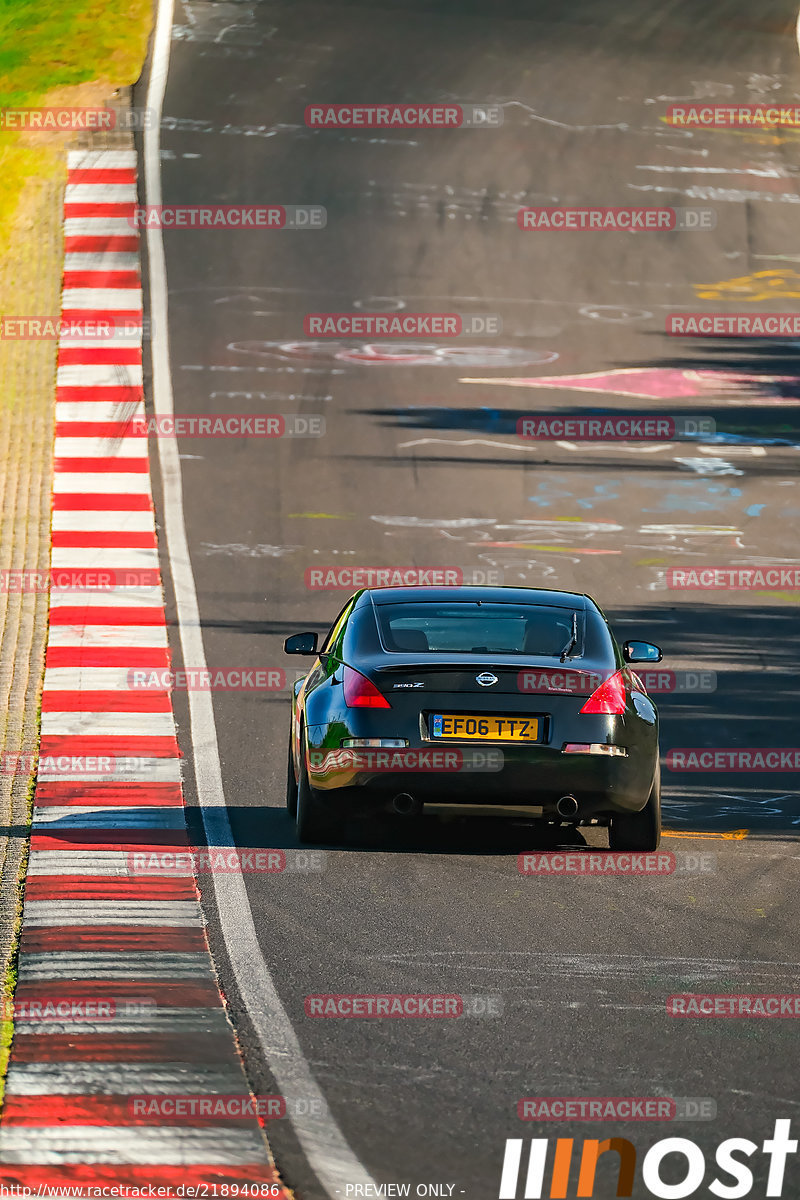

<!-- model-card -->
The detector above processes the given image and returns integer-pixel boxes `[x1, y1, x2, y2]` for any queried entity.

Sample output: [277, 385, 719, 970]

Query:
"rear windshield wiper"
[559, 612, 578, 663]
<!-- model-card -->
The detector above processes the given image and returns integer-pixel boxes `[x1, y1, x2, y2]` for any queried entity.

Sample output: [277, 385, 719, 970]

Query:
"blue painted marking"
[642, 496, 724, 514]
[527, 478, 622, 510]
[696, 431, 800, 448]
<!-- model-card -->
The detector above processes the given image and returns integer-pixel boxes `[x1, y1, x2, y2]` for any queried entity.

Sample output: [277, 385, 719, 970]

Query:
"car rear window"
[374, 602, 584, 657]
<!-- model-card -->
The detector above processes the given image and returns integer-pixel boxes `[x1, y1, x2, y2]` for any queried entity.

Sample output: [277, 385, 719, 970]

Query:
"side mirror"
[284, 632, 319, 656]
[623, 640, 662, 664]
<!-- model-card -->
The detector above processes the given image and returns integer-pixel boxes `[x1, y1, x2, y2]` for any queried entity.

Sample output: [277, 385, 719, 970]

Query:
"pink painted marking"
[462, 367, 799, 400]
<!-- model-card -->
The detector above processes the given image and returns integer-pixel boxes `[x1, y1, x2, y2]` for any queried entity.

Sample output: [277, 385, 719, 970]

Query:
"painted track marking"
[0, 147, 284, 1186]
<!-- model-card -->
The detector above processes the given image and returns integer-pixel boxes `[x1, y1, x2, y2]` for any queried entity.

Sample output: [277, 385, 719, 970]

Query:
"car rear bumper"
[304, 738, 657, 818]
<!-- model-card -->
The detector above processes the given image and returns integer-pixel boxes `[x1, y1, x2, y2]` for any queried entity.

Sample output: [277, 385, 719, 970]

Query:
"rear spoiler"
[370, 660, 604, 674]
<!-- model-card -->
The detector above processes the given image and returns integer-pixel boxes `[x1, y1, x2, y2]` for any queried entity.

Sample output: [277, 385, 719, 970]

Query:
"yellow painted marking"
[288, 512, 353, 519]
[663, 829, 749, 840]
[476, 543, 621, 554]
[694, 268, 800, 301]
[658, 117, 800, 145]
[754, 592, 800, 603]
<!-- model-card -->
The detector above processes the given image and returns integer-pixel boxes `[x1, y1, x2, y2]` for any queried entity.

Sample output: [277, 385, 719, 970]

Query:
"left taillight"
[343, 666, 391, 709]
[579, 669, 627, 715]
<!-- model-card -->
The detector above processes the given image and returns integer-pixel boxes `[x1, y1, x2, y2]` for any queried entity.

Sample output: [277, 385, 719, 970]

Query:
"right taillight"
[579, 669, 627, 715]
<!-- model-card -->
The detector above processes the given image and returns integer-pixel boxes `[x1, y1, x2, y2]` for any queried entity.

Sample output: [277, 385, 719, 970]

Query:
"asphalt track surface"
[139, 1, 800, 1196]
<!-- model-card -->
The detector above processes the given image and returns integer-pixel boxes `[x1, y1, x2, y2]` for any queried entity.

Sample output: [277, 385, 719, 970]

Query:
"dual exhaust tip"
[391, 793, 579, 818]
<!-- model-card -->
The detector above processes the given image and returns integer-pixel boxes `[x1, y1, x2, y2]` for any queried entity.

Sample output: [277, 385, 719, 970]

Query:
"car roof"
[361, 586, 592, 609]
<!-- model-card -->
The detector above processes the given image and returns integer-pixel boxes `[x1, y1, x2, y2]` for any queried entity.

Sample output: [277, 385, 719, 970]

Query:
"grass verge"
[0, 0, 153, 273]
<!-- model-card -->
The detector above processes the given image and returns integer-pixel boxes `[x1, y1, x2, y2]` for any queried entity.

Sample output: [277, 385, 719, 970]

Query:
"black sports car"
[284, 586, 662, 849]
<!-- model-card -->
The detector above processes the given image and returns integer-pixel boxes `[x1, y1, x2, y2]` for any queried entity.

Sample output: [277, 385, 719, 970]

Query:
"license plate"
[431, 714, 540, 742]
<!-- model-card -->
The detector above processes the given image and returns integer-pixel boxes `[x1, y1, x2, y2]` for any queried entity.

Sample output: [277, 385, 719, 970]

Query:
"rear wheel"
[608, 769, 661, 851]
[296, 743, 335, 844]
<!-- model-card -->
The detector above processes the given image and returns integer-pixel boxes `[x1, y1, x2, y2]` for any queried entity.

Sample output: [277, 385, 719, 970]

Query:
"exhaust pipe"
[556, 795, 579, 818]
[392, 793, 422, 817]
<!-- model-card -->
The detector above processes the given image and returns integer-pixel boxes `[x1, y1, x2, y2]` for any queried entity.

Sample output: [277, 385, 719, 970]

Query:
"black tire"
[286, 725, 298, 819]
[608, 769, 661, 852]
[296, 745, 335, 844]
